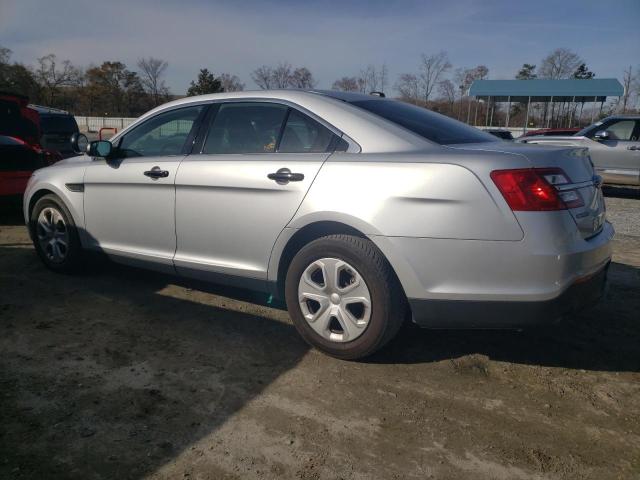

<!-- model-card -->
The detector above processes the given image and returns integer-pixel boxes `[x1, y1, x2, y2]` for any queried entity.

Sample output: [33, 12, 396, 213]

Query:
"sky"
[1, 0, 638, 94]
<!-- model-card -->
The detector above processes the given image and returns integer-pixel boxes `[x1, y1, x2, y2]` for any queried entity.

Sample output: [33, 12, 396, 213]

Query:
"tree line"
[1, 45, 638, 125]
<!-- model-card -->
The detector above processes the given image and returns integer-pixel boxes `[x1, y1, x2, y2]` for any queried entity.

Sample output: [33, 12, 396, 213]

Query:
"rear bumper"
[408, 262, 609, 328]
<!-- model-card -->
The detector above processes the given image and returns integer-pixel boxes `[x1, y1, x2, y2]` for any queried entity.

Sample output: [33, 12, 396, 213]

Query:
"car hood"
[52, 154, 93, 166]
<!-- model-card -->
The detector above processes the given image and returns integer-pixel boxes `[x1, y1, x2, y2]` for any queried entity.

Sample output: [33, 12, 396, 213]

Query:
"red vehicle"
[520, 127, 580, 138]
[0, 92, 61, 197]
[0, 135, 50, 196]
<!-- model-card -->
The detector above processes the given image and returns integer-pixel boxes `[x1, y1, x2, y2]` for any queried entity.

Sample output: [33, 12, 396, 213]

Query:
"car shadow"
[603, 185, 640, 199]
[370, 261, 640, 372]
[0, 244, 308, 479]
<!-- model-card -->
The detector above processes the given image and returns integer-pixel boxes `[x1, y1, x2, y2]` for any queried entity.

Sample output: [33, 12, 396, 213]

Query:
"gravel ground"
[1, 191, 639, 480]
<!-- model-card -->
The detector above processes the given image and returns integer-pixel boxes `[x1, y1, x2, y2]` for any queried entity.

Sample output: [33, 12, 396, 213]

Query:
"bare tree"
[219, 73, 245, 92]
[332, 76, 360, 91]
[358, 64, 388, 93]
[137, 57, 169, 106]
[378, 64, 388, 93]
[359, 65, 378, 92]
[539, 48, 583, 79]
[251, 65, 274, 89]
[454, 65, 489, 96]
[438, 79, 456, 108]
[621, 66, 635, 113]
[395, 73, 420, 103]
[290, 67, 316, 88]
[34, 54, 82, 105]
[272, 62, 292, 88]
[419, 51, 451, 104]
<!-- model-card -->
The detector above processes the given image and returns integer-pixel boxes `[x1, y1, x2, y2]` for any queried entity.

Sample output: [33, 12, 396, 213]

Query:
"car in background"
[23, 90, 612, 359]
[520, 127, 580, 138]
[0, 92, 40, 146]
[517, 116, 640, 185]
[483, 129, 514, 141]
[0, 135, 50, 197]
[31, 105, 81, 159]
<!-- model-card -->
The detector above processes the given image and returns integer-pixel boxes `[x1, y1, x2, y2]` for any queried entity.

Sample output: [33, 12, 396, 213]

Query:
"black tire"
[285, 234, 406, 360]
[30, 194, 83, 273]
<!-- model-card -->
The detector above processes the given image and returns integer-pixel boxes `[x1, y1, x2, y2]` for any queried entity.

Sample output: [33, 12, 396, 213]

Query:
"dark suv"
[31, 105, 80, 159]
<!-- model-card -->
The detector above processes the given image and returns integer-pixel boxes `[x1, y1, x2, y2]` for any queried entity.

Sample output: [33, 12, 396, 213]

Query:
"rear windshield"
[350, 99, 496, 145]
[40, 115, 78, 133]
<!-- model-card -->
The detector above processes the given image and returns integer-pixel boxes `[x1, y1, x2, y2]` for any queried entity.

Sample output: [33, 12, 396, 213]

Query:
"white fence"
[75, 116, 137, 133]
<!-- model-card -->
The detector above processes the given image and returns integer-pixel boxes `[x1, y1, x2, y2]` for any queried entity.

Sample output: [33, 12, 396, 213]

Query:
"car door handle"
[144, 166, 169, 179]
[627, 146, 640, 151]
[267, 168, 304, 184]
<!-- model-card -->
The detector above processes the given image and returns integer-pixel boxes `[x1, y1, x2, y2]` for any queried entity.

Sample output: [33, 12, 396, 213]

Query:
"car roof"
[111, 89, 432, 154]
[599, 114, 640, 121]
[29, 104, 70, 115]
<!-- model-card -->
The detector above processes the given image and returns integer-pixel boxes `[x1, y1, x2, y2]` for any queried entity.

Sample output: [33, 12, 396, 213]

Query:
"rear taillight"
[490, 168, 584, 211]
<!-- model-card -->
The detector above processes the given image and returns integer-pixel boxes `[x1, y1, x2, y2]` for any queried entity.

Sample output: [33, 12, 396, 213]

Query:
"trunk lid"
[452, 141, 606, 238]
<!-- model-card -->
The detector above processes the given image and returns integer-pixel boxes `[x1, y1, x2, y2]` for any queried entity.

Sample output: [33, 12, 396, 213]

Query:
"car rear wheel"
[30, 194, 82, 273]
[285, 234, 406, 360]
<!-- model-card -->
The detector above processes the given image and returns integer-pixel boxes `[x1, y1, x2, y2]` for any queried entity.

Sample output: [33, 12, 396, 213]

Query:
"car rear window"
[350, 99, 496, 145]
[40, 115, 78, 133]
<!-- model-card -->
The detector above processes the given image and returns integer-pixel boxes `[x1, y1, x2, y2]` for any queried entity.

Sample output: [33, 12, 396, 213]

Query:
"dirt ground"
[1, 190, 639, 480]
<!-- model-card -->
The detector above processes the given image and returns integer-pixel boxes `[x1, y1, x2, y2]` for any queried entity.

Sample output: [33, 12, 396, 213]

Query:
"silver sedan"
[518, 115, 640, 185]
[23, 90, 613, 359]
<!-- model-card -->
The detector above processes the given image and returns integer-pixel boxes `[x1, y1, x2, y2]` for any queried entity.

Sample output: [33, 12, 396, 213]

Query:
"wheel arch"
[270, 218, 412, 309]
[26, 185, 84, 241]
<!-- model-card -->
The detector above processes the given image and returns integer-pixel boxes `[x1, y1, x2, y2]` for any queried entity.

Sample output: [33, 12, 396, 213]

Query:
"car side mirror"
[594, 130, 609, 141]
[70, 133, 89, 153]
[88, 140, 113, 158]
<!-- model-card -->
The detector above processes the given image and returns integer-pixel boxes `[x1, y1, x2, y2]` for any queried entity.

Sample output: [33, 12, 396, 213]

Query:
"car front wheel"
[285, 234, 406, 360]
[30, 194, 83, 273]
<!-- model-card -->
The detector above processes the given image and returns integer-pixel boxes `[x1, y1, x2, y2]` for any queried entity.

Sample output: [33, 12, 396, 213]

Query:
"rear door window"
[40, 115, 78, 133]
[202, 103, 288, 154]
[279, 109, 336, 153]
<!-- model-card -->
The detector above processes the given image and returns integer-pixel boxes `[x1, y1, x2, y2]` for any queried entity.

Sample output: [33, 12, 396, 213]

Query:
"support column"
[523, 96, 530, 134]
[474, 100, 479, 126]
[569, 96, 575, 128]
[590, 96, 597, 123]
[485, 97, 490, 127]
[505, 96, 511, 127]
[547, 96, 554, 128]
[578, 101, 584, 127]
[466, 98, 472, 124]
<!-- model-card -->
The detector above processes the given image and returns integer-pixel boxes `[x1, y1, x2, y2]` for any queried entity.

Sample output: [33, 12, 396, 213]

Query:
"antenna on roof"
[369, 91, 385, 98]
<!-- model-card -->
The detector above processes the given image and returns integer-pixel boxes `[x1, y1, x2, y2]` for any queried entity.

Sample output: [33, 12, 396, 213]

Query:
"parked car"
[483, 129, 514, 141]
[0, 92, 40, 146]
[517, 116, 640, 185]
[520, 128, 580, 138]
[0, 135, 50, 197]
[23, 90, 613, 359]
[31, 105, 81, 159]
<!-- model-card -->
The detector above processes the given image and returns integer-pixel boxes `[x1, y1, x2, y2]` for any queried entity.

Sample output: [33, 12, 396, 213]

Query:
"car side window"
[118, 105, 203, 158]
[202, 103, 288, 154]
[604, 120, 636, 141]
[279, 109, 337, 153]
